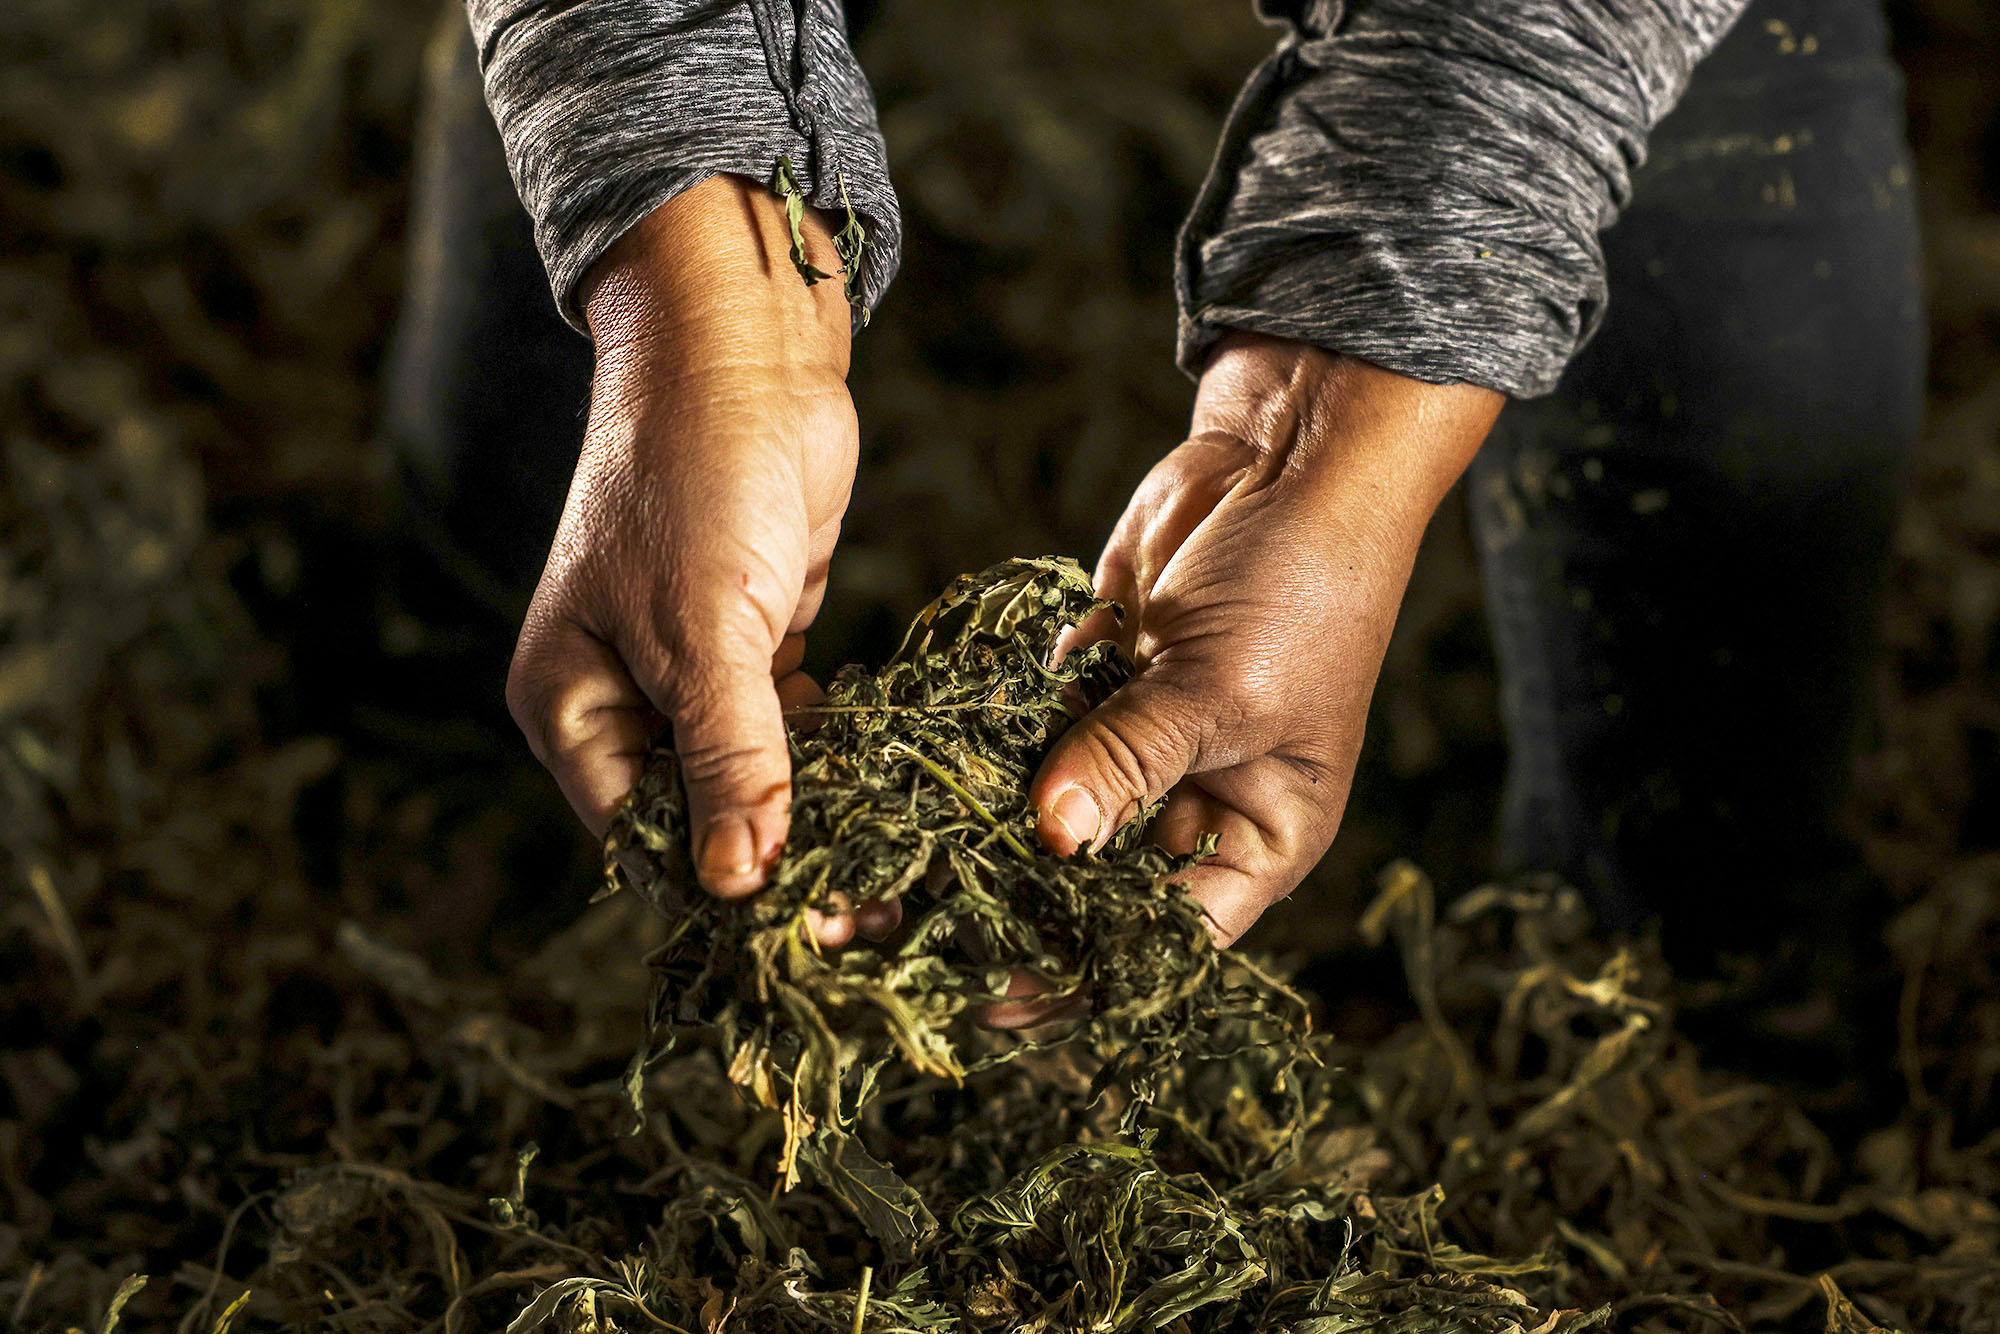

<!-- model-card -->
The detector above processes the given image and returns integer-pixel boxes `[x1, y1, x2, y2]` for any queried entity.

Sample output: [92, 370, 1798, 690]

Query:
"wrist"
[579, 174, 853, 379]
[1191, 332, 1503, 542]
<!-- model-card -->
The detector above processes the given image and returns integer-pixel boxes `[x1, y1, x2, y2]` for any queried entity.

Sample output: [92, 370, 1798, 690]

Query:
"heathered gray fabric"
[464, 0, 900, 332]
[471, 0, 1749, 397]
[1179, 0, 1751, 396]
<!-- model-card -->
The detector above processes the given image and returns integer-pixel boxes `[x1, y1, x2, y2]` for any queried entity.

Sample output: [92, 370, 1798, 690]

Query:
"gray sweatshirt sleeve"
[465, 0, 900, 332]
[1178, 0, 1749, 397]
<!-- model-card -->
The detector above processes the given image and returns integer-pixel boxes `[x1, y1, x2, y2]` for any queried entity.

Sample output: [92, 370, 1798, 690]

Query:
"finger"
[1149, 761, 1344, 947]
[1053, 552, 1140, 670]
[1121, 432, 1255, 605]
[639, 644, 796, 900]
[1052, 601, 1126, 671]
[778, 661, 861, 949]
[807, 891, 855, 948]
[775, 655, 857, 949]
[1149, 787, 1273, 948]
[773, 630, 808, 682]
[792, 538, 837, 636]
[853, 897, 903, 941]
[1031, 676, 1207, 856]
[776, 645, 825, 732]
[507, 623, 664, 838]
[777, 661, 860, 949]
[980, 970, 1087, 1030]
[1052, 431, 1252, 671]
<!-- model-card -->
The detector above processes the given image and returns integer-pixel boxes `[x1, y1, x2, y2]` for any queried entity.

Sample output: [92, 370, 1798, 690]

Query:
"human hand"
[507, 174, 888, 942]
[1031, 333, 1503, 945]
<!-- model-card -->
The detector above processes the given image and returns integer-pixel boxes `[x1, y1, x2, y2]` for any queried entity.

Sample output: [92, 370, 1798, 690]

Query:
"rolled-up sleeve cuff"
[470, 0, 901, 332]
[1177, 0, 1747, 398]
[1179, 231, 1601, 399]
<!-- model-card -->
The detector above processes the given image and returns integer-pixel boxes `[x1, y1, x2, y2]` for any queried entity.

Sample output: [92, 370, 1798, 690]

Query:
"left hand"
[1031, 333, 1503, 945]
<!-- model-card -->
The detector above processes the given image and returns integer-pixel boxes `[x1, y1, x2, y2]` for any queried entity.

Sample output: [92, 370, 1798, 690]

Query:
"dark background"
[1, 0, 1998, 1321]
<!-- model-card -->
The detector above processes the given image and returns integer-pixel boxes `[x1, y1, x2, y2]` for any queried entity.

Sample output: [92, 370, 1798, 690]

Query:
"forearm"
[582, 175, 853, 381]
[1181, 0, 1750, 397]
[466, 0, 901, 331]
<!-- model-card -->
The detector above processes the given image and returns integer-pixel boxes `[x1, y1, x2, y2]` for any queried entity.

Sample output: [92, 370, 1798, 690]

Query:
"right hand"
[507, 174, 881, 942]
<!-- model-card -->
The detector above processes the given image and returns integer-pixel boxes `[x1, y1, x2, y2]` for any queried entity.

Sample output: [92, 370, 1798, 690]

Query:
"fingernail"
[697, 818, 758, 888]
[1048, 786, 1103, 852]
[807, 905, 855, 948]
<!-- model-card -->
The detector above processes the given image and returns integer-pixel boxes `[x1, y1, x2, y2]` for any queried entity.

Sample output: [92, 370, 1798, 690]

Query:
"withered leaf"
[797, 1127, 939, 1258]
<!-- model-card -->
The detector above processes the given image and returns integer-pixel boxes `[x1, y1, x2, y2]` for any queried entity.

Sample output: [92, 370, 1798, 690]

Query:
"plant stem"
[889, 743, 1035, 863]
[851, 1267, 872, 1334]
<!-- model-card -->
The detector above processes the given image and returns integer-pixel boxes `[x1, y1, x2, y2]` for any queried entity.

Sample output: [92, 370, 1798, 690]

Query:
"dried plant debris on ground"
[5, 6, 2000, 1331]
[14, 559, 2000, 1334]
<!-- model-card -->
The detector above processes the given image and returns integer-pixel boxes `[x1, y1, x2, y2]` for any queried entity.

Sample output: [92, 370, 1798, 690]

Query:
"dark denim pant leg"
[1469, 0, 1926, 954]
[381, 5, 893, 612]
[380, 13, 593, 616]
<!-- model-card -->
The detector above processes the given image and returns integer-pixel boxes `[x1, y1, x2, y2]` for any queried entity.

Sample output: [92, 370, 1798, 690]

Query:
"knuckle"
[507, 631, 640, 771]
[655, 655, 739, 723]
[1276, 745, 1339, 788]
[504, 650, 557, 760]
[1091, 711, 1180, 802]
[674, 734, 789, 808]
[675, 733, 767, 782]
[646, 600, 782, 705]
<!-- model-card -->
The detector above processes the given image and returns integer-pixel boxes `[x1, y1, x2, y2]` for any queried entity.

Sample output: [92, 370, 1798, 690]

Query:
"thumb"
[1032, 676, 1207, 856]
[655, 653, 795, 899]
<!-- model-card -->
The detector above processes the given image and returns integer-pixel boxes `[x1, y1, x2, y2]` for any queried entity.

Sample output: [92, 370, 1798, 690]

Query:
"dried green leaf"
[798, 1128, 938, 1259]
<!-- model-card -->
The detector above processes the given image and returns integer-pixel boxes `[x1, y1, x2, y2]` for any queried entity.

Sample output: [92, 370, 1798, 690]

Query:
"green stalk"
[890, 743, 1034, 863]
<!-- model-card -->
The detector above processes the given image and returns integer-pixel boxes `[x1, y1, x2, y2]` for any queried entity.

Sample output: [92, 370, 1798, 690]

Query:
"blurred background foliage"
[2, 0, 1999, 1323]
